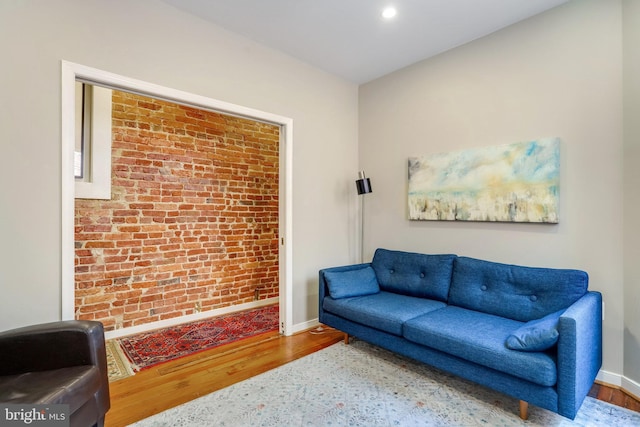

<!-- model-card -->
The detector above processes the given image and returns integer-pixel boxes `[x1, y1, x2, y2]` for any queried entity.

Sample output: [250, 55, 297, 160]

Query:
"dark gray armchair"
[0, 320, 110, 427]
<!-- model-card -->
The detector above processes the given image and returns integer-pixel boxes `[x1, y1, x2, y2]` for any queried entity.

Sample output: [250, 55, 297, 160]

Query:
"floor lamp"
[355, 171, 372, 263]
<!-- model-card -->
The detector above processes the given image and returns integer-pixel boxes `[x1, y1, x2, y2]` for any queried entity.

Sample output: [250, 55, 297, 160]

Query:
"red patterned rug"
[118, 305, 279, 371]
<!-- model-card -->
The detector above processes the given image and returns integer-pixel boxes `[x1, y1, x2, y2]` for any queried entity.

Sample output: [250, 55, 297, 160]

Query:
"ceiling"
[161, 0, 568, 84]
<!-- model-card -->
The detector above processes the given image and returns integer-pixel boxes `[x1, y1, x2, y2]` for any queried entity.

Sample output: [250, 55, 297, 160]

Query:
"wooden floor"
[589, 381, 640, 413]
[105, 327, 345, 426]
[106, 327, 639, 426]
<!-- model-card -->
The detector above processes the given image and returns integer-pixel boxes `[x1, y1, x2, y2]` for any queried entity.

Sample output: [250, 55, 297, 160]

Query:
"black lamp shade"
[356, 171, 372, 195]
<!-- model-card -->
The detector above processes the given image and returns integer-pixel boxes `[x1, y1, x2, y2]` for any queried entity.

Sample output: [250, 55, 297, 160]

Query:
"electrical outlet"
[195, 302, 202, 313]
[254, 288, 260, 301]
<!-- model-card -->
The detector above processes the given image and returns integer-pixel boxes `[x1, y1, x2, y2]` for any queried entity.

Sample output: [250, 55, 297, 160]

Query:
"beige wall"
[0, 0, 358, 331]
[2, 0, 638, 393]
[360, 0, 626, 380]
[623, 0, 640, 385]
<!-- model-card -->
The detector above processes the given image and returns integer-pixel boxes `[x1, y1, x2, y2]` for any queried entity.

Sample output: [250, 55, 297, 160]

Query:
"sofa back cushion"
[448, 256, 589, 322]
[371, 248, 456, 301]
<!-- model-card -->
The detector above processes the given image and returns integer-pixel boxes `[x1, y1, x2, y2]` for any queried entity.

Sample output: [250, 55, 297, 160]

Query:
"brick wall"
[75, 90, 280, 331]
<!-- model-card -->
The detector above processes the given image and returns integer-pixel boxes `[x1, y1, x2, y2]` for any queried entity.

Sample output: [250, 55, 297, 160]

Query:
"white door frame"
[60, 60, 294, 336]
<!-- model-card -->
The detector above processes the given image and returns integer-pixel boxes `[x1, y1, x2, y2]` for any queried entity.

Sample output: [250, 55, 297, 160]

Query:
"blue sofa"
[319, 248, 602, 420]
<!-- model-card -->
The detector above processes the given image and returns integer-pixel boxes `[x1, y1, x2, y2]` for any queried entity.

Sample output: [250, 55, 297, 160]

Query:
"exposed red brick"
[75, 91, 279, 331]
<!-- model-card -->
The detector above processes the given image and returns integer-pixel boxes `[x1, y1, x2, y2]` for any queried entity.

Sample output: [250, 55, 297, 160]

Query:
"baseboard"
[291, 317, 321, 334]
[622, 375, 640, 401]
[596, 369, 640, 401]
[105, 297, 278, 340]
[596, 369, 622, 387]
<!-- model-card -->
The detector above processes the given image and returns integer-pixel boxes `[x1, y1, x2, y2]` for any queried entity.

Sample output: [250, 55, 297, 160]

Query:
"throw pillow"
[324, 266, 380, 299]
[505, 310, 564, 352]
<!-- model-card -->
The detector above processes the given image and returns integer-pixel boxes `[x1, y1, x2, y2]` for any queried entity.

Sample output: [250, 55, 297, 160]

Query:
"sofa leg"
[519, 400, 529, 420]
[344, 333, 349, 344]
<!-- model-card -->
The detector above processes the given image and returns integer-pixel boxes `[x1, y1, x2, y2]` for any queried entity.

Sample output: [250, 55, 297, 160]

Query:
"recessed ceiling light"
[381, 6, 397, 20]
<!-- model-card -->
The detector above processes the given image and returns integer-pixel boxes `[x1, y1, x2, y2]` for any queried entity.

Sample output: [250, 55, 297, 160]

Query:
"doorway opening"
[61, 61, 293, 337]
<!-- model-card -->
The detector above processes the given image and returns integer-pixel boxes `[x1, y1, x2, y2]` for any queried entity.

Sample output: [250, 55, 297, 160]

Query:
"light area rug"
[132, 339, 640, 426]
[106, 340, 135, 382]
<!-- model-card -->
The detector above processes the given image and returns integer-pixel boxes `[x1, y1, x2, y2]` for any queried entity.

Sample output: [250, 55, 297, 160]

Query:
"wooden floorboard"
[106, 327, 639, 426]
[589, 381, 640, 413]
[105, 327, 344, 427]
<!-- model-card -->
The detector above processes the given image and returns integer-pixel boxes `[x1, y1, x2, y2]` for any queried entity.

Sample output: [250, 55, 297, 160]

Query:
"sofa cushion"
[371, 249, 456, 301]
[403, 306, 558, 387]
[448, 256, 588, 322]
[323, 291, 446, 336]
[324, 266, 380, 299]
[506, 310, 563, 352]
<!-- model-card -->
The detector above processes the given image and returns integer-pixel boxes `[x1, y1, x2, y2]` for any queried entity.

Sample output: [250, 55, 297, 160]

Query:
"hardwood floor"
[105, 327, 344, 427]
[106, 327, 639, 426]
[589, 381, 640, 413]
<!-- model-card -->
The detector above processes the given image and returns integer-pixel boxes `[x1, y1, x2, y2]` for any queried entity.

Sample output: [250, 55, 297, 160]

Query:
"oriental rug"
[133, 339, 640, 427]
[118, 304, 279, 372]
[106, 339, 135, 382]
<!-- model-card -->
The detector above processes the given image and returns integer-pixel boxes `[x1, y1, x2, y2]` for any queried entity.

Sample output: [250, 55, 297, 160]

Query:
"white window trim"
[75, 85, 112, 199]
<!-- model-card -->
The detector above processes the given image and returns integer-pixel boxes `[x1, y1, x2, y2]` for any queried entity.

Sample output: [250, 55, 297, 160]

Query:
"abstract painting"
[408, 138, 560, 223]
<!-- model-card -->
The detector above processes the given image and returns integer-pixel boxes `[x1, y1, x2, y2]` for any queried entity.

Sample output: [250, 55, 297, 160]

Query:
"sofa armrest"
[556, 291, 602, 419]
[0, 320, 107, 376]
[318, 263, 371, 322]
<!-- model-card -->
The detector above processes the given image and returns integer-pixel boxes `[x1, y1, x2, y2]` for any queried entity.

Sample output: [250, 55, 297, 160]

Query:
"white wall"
[623, 0, 640, 387]
[360, 0, 625, 379]
[0, 0, 358, 330]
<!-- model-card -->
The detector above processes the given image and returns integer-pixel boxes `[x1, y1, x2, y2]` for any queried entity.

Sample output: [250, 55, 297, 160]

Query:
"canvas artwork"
[408, 138, 560, 223]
